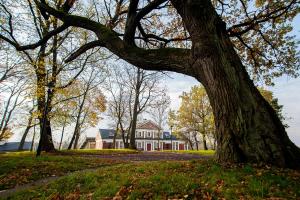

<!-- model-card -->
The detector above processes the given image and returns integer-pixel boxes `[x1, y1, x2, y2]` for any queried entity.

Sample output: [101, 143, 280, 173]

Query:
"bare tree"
[149, 91, 170, 150]
[0, 79, 28, 141]
[106, 66, 131, 148]
[18, 105, 35, 150]
[68, 68, 106, 149]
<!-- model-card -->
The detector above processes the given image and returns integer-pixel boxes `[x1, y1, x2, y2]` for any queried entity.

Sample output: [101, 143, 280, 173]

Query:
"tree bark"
[172, 0, 300, 167]
[59, 118, 67, 150]
[36, 85, 55, 152]
[30, 124, 36, 151]
[129, 69, 142, 149]
[113, 123, 119, 149]
[202, 134, 208, 150]
[193, 133, 199, 151]
[18, 109, 34, 151]
[188, 140, 194, 150]
[35, 43, 56, 154]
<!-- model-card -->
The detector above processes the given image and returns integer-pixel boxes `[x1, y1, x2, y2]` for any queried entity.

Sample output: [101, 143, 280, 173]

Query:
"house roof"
[136, 120, 160, 130]
[0, 142, 32, 151]
[162, 131, 177, 140]
[99, 129, 120, 139]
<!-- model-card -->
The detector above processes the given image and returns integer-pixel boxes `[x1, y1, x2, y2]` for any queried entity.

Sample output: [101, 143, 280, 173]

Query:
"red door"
[179, 144, 184, 150]
[147, 143, 151, 151]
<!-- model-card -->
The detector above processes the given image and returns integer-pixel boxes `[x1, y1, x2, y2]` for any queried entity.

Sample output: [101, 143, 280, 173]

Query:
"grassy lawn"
[1, 157, 299, 200]
[0, 150, 137, 190]
[163, 149, 215, 156]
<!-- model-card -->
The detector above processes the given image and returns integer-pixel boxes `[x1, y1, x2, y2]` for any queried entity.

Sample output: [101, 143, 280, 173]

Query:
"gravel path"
[83, 151, 211, 161]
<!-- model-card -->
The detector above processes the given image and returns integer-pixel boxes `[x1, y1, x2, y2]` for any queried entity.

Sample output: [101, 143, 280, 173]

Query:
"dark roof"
[99, 129, 120, 139]
[0, 142, 32, 151]
[162, 131, 177, 140]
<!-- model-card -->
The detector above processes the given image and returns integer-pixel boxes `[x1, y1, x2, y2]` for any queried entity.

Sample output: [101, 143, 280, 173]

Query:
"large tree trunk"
[37, 116, 55, 152]
[36, 88, 55, 153]
[35, 44, 56, 154]
[172, 0, 300, 168]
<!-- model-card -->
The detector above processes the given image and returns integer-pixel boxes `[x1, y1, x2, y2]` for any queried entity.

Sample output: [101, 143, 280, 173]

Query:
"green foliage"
[259, 88, 288, 127]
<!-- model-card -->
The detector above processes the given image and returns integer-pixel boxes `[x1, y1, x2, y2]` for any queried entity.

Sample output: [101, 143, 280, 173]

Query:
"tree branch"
[65, 40, 105, 63]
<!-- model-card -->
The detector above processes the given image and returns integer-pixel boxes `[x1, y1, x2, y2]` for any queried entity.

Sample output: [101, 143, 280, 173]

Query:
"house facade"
[81, 120, 189, 151]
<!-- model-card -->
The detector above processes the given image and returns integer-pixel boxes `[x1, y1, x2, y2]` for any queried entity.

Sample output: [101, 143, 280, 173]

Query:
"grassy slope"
[0, 150, 138, 190]
[2, 158, 299, 200]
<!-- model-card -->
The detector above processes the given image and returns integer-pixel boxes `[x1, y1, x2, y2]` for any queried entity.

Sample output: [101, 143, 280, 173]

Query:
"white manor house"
[81, 120, 189, 151]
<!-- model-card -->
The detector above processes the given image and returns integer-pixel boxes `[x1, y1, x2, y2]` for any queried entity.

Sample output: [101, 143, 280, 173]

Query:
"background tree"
[18, 104, 36, 150]
[169, 86, 215, 150]
[106, 63, 165, 149]
[0, 79, 28, 141]
[68, 68, 107, 149]
[259, 88, 288, 128]
[149, 91, 170, 150]
[106, 66, 131, 148]
[0, 0, 107, 153]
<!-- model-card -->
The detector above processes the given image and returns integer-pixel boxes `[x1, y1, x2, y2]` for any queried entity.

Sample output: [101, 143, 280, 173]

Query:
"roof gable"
[136, 120, 160, 130]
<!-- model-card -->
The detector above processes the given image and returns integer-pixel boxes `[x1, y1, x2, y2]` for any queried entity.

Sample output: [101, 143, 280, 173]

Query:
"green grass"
[1, 158, 299, 200]
[0, 151, 123, 190]
[163, 149, 215, 156]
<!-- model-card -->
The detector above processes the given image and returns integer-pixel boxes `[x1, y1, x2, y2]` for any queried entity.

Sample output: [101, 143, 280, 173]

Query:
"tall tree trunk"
[202, 134, 208, 150]
[36, 88, 55, 153]
[188, 139, 194, 150]
[38, 116, 55, 152]
[73, 127, 81, 149]
[193, 133, 199, 151]
[19, 109, 34, 151]
[113, 123, 119, 148]
[129, 68, 142, 149]
[35, 44, 55, 154]
[59, 118, 67, 150]
[74, 110, 89, 149]
[30, 124, 36, 151]
[172, 0, 300, 167]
